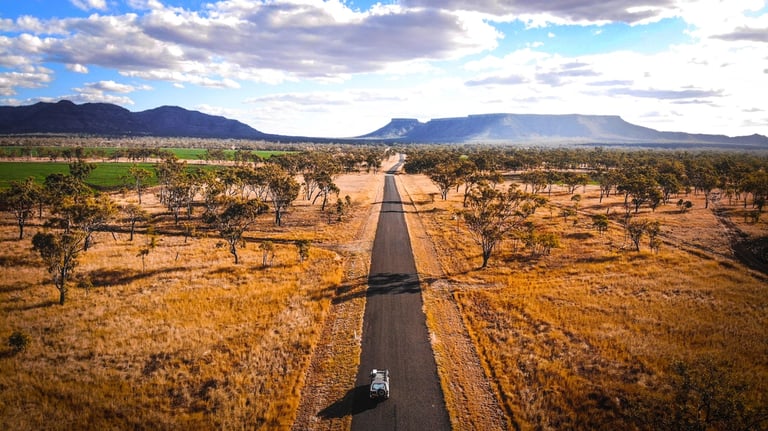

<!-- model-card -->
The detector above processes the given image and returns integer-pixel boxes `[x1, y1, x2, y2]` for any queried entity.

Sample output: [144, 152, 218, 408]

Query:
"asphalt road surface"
[349, 171, 451, 431]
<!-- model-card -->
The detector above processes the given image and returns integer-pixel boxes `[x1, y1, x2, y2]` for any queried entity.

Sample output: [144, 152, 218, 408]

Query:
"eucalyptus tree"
[68, 158, 96, 182]
[32, 229, 88, 305]
[592, 214, 609, 235]
[0, 177, 42, 240]
[463, 182, 544, 268]
[204, 197, 268, 264]
[264, 164, 300, 226]
[59, 194, 117, 251]
[688, 162, 719, 209]
[519, 170, 548, 195]
[595, 169, 623, 203]
[618, 169, 660, 214]
[561, 171, 590, 195]
[428, 161, 461, 200]
[155, 155, 186, 207]
[743, 170, 768, 220]
[126, 164, 152, 204]
[364, 149, 384, 173]
[122, 203, 148, 241]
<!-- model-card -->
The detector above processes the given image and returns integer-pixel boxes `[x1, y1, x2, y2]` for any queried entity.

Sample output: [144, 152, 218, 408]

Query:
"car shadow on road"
[318, 385, 378, 419]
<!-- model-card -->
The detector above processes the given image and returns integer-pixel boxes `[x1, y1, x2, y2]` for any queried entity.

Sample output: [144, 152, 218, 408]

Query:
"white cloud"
[70, 0, 108, 11]
[84, 80, 147, 93]
[0, 66, 53, 96]
[0, 0, 500, 94]
[66, 63, 89, 73]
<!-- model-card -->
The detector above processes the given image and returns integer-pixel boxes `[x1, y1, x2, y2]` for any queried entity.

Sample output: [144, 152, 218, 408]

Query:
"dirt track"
[349, 172, 451, 430]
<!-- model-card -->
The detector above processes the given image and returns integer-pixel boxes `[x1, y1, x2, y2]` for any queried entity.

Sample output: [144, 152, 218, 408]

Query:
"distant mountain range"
[0, 100, 268, 140]
[359, 114, 768, 149]
[1, 101, 766, 150]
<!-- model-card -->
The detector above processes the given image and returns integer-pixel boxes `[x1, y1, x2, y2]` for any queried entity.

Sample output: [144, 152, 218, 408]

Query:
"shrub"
[8, 331, 29, 353]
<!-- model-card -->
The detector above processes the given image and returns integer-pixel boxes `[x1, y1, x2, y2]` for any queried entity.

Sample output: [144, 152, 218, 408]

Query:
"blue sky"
[1, 0, 766, 137]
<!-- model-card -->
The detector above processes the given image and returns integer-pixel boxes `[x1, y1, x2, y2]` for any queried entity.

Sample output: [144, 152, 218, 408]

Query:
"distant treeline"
[0, 145, 291, 163]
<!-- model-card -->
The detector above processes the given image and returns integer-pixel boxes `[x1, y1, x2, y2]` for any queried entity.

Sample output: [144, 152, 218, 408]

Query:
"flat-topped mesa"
[356, 113, 768, 148]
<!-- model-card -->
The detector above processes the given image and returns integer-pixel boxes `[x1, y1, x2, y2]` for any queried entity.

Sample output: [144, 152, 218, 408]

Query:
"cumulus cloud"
[0, 66, 53, 96]
[66, 63, 89, 73]
[83, 80, 150, 93]
[0, 0, 499, 95]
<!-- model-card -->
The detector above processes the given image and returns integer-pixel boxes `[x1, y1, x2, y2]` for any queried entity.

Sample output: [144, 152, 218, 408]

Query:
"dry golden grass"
[0, 165, 387, 430]
[400, 173, 768, 430]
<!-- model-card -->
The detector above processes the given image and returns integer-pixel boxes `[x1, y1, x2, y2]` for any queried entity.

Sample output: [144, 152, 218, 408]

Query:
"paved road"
[349, 171, 451, 431]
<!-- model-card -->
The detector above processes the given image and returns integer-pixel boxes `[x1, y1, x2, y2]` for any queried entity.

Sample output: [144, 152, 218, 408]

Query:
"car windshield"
[371, 383, 385, 390]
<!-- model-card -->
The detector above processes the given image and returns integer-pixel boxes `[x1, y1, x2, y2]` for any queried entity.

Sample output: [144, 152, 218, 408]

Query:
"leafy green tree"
[524, 227, 559, 257]
[596, 169, 622, 203]
[625, 218, 649, 251]
[44, 173, 89, 209]
[690, 164, 719, 209]
[311, 171, 340, 211]
[0, 177, 42, 239]
[204, 198, 268, 264]
[592, 214, 609, 235]
[618, 171, 660, 214]
[68, 158, 96, 181]
[428, 162, 461, 200]
[59, 194, 117, 251]
[463, 182, 544, 268]
[676, 199, 693, 213]
[264, 165, 300, 226]
[32, 230, 87, 305]
[561, 171, 588, 195]
[155, 155, 186, 206]
[519, 170, 548, 195]
[743, 170, 768, 213]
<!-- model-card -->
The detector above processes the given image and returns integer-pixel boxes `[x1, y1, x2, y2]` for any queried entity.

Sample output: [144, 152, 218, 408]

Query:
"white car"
[369, 369, 390, 400]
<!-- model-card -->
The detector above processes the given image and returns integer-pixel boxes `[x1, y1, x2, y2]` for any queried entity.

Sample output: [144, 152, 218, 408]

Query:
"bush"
[8, 331, 29, 353]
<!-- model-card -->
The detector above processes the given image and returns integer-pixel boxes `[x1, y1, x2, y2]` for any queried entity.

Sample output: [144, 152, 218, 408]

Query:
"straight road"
[350, 171, 451, 431]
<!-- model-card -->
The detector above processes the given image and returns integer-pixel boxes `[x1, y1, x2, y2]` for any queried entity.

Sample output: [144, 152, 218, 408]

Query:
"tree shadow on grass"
[4, 299, 58, 312]
[88, 266, 180, 287]
[318, 385, 377, 419]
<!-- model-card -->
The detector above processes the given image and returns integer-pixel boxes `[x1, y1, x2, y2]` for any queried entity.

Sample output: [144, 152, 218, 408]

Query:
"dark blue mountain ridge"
[0, 100, 268, 139]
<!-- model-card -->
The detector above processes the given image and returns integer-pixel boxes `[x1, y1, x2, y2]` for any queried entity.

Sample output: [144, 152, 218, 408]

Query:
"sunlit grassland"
[402, 173, 768, 430]
[0, 229, 341, 429]
[0, 168, 382, 430]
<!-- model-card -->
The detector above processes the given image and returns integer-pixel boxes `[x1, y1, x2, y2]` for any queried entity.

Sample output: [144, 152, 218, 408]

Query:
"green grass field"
[0, 162, 223, 189]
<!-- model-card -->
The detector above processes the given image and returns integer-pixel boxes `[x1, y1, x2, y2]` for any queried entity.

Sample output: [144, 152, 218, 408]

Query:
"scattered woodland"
[1, 139, 767, 430]
[401, 147, 768, 430]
